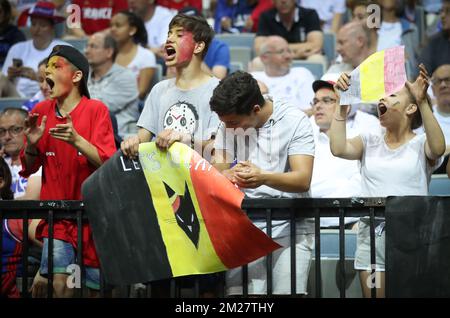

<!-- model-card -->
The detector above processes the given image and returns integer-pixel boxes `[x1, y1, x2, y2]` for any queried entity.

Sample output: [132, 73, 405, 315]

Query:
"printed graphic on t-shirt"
[163, 101, 199, 134]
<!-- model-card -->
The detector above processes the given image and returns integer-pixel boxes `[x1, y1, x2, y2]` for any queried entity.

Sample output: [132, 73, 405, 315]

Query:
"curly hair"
[210, 71, 265, 116]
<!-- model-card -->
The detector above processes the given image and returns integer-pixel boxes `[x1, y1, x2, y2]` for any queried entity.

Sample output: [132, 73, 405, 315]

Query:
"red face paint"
[46, 56, 76, 99]
[176, 31, 195, 65]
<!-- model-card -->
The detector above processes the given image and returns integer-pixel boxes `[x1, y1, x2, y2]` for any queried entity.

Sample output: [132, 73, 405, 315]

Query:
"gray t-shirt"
[137, 77, 220, 140]
[215, 97, 315, 236]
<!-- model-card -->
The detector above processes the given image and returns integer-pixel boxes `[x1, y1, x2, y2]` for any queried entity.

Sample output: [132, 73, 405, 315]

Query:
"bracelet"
[334, 116, 346, 122]
[25, 150, 39, 157]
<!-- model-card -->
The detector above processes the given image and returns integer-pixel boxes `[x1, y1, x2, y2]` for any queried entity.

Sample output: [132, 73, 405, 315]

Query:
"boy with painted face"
[19, 45, 117, 297]
[121, 13, 219, 159]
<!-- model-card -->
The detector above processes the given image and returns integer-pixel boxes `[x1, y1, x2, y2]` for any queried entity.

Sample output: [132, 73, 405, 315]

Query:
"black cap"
[312, 80, 335, 93]
[48, 45, 91, 99]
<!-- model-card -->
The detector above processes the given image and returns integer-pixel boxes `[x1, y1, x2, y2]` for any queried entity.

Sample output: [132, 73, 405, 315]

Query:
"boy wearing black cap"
[20, 45, 117, 297]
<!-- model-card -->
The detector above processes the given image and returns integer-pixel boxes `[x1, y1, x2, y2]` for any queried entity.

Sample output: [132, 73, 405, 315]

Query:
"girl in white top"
[111, 10, 157, 100]
[329, 64, 445, 298]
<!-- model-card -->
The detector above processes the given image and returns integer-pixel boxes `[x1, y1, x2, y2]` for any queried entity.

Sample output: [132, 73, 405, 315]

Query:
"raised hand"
[49, 113, 79, 145]
[405, 63, 430, 105]
[24, 113, 47, 146]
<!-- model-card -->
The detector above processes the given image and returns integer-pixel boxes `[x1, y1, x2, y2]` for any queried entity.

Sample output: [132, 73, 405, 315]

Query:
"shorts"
[226, 233, 315, 295]
[354, 218, 386, 272]
[39, 238, 100, 290]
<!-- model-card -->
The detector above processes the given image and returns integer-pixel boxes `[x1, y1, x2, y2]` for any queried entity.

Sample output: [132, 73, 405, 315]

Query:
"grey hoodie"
[215, 97, 315, 236]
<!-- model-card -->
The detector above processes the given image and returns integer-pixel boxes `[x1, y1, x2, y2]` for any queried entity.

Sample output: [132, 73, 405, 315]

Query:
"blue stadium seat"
[150, 64, 163, 90]
[429, 174, 450, 196]
[291, 60, 325, 79]
[0, 98, 27, 111]
[229, 46, 252, 71]
[215, 33, 256, 55]
[323, 32, 336, 65]
[65, 38, 88, 53]
[229, 61, 244, 74]
[314, 229, 357, 259]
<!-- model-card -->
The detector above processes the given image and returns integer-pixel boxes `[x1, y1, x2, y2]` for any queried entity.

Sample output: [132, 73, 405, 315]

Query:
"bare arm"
[329, 73, 364, 160]
[16, 175, 41, 200]
[234, 155, 314, 193]
[263, 154, 314, 193]
[331, 13, 344, 34]
[137, 68, 156, 100]
[406, 64, 446, 160]
[120, 128, 153, 159]
[201, 63, 228, 79]
[288, 31, 323, 59]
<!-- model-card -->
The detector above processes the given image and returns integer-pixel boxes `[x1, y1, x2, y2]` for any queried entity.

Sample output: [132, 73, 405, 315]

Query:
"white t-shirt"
[309, 119, 361, 227]
[377, 21, 403, 51]
[251, 67, 316, 111]
[2, 39, 69, 98]
[298, 0, 346, 32]
[5, 157, 42, 199]
[433, 106, 450, 146]
[360, 132, 441, 197]
[126, 45, 157, 82]
[145, 5, 176, 49]
[348, 109, 382, 136]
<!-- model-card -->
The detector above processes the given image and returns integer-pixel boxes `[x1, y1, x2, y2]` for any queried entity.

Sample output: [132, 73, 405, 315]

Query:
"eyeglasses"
[310, 97, 337, 107]
[0, 126, 24, 137]
[432, 77, 450, 86]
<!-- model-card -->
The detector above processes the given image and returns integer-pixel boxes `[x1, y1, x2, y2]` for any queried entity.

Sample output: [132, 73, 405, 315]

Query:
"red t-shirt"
[157, 0, 202, 12]
[72, 0, 129, 35]
[19, 97, 117, 267]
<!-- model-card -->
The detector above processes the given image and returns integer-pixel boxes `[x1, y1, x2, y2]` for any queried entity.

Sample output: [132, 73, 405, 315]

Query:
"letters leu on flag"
[82, 142, 281, 285]
[340, 46, 407, 105]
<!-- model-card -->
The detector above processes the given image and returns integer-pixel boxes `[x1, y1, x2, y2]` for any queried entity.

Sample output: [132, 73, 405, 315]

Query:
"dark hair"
[38, 58, 48, 68]
[0, 0, 12, 26]
[210, 71, 265, 116]
[404, 87, 432, 129]
[117, 10, 148, 47]
[103, 33, 118, 62]
[0, 157, 13, 200]
[168, 13, 214, 59]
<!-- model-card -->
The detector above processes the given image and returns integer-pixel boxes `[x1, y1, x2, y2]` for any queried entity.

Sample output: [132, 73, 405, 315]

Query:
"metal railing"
[0, 198, 386, 298]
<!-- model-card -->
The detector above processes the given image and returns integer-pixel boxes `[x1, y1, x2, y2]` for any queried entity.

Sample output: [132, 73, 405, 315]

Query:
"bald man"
[251, 36, 316, 114]
[431, 64, 450, 157]
[327, 21, 374, 75]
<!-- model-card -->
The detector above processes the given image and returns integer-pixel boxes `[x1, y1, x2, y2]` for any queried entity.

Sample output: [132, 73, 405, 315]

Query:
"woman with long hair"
[111, 10, 156, 100]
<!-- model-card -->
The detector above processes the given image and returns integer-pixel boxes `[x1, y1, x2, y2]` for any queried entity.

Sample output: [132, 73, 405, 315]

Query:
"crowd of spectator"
[1, 0, 450, 299]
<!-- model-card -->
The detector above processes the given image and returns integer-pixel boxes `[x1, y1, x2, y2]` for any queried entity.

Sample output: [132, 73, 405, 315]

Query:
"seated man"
[85, 32, 140, 139]
[254, 0, 325, 65]
[251, 35, 315, 114]
[430, 64, 450, 173]
[211, 71, 315, 295]
[0, 108, 41, 199]
[308, 78, 360, 228]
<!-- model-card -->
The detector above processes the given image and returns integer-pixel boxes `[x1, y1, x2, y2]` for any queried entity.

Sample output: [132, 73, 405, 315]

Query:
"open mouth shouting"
[164, 45, 176, 61]
[46, 77, 55, 89]
[378, 102, 388, 118]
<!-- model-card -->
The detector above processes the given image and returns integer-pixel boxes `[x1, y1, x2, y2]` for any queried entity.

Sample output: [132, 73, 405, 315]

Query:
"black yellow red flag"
[82, 142, 281, 285]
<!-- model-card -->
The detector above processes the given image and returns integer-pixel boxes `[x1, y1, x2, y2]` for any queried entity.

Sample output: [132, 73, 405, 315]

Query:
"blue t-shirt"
[0, 25, 26, 68]
[204, 39, 230, 71]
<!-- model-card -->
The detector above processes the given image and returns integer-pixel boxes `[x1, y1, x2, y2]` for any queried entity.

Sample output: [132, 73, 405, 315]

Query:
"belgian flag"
[82, 142, 281, 285]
